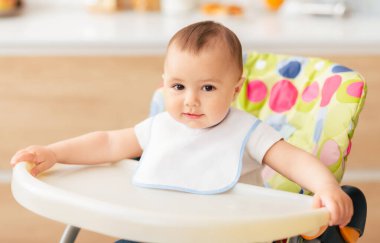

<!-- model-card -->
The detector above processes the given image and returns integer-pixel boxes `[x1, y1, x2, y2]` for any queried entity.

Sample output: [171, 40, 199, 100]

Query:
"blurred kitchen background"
[1, 0, 379, 242]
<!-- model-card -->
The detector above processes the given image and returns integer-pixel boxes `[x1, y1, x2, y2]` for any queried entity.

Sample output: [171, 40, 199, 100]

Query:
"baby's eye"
[202, 85, 216, 92]
[172, 84, 185, 90]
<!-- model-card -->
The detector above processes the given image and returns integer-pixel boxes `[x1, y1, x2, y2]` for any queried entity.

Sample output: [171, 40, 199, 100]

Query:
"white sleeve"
[134, 117, 154, 150]
[246, 122, 283, 164]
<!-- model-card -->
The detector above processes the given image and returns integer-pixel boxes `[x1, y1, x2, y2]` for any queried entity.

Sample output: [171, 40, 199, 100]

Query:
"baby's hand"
[10, 145, 57, 176]
[313, 185, 353, 227]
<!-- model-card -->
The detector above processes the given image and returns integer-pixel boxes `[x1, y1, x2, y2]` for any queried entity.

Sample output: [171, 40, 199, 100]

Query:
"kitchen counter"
[1, 1, 380, 55]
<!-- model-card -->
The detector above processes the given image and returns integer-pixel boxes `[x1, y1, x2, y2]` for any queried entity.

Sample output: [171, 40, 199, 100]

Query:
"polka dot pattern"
[269, 79, 298, 112]
[320, 75, 342, 107]
[247, 80, 267, 102]
[255, 60, 267, 70]
[332, 65, 352, 73]
[314, 61, 325, 70]
[302, 82, 319, 102]
[279, 61, 302, 79]
[346, 139, 352, 156]
[319, 139, 341, 166]
[313, 119, 324, 143]
[347, 82, 364, 98]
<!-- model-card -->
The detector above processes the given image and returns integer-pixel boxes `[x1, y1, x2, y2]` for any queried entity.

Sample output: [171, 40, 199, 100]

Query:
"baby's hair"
[168, 21, 243, 74]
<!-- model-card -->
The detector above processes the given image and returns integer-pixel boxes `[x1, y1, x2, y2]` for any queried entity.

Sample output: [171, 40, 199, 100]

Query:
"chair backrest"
[149, 52, 367, 195]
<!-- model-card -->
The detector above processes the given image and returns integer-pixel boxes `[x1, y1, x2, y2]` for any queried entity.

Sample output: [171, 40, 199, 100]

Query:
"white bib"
[133, 108, 261, 194]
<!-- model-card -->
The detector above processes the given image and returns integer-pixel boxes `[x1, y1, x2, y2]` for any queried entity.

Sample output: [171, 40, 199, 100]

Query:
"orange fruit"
[265, 0, 284, 11]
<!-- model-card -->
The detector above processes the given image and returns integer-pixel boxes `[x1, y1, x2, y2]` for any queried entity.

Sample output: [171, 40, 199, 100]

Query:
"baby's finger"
[340, 202, 353, 227]
[327, 203, 342, 226]
[336, 194, 352, 226]
[30, 161, 52, 177]
[10, 151, 36, 166]
[10, 149, 27, 164]
[312, 194, 323, 208]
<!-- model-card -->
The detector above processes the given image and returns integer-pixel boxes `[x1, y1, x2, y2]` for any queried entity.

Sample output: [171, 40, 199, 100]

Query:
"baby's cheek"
[165, 98, 179, 112]
[212, 107, 230, 124]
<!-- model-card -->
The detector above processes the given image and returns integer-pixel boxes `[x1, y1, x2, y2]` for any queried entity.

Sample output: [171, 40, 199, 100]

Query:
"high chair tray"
[12, 160, 329, 243]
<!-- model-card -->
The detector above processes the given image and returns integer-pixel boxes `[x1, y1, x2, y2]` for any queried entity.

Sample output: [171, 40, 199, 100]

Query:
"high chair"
[12, 52, 367, 243]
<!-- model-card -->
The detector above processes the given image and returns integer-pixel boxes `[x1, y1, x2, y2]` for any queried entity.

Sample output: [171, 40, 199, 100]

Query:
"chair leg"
[59, 225, 81, 243]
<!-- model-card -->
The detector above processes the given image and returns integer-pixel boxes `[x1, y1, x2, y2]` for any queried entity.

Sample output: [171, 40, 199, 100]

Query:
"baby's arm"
[263, 140, 353, 227]
[10, 128, 142, 176]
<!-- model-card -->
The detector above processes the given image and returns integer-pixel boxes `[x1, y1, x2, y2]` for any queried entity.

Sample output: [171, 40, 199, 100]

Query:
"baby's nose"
[184, 91, 200, 107]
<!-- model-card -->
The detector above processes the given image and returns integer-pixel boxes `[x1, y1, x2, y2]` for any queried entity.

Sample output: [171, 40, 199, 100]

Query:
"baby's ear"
[233, 77, 245, 99]
[235, 77, 245, 93]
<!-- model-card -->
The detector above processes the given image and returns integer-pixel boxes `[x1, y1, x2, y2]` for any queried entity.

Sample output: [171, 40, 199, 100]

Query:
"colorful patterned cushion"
[234, 52, 367, 194]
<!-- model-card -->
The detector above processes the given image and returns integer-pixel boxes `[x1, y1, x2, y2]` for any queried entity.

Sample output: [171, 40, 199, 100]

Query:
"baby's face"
[163, 43, 243, 129]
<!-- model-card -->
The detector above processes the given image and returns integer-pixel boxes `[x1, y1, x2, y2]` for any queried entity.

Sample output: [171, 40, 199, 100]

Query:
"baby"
[11, 21, 352, 228]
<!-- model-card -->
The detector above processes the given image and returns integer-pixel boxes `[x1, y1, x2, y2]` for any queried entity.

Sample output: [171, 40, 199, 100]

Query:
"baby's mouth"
[182, 113, 204, 119]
